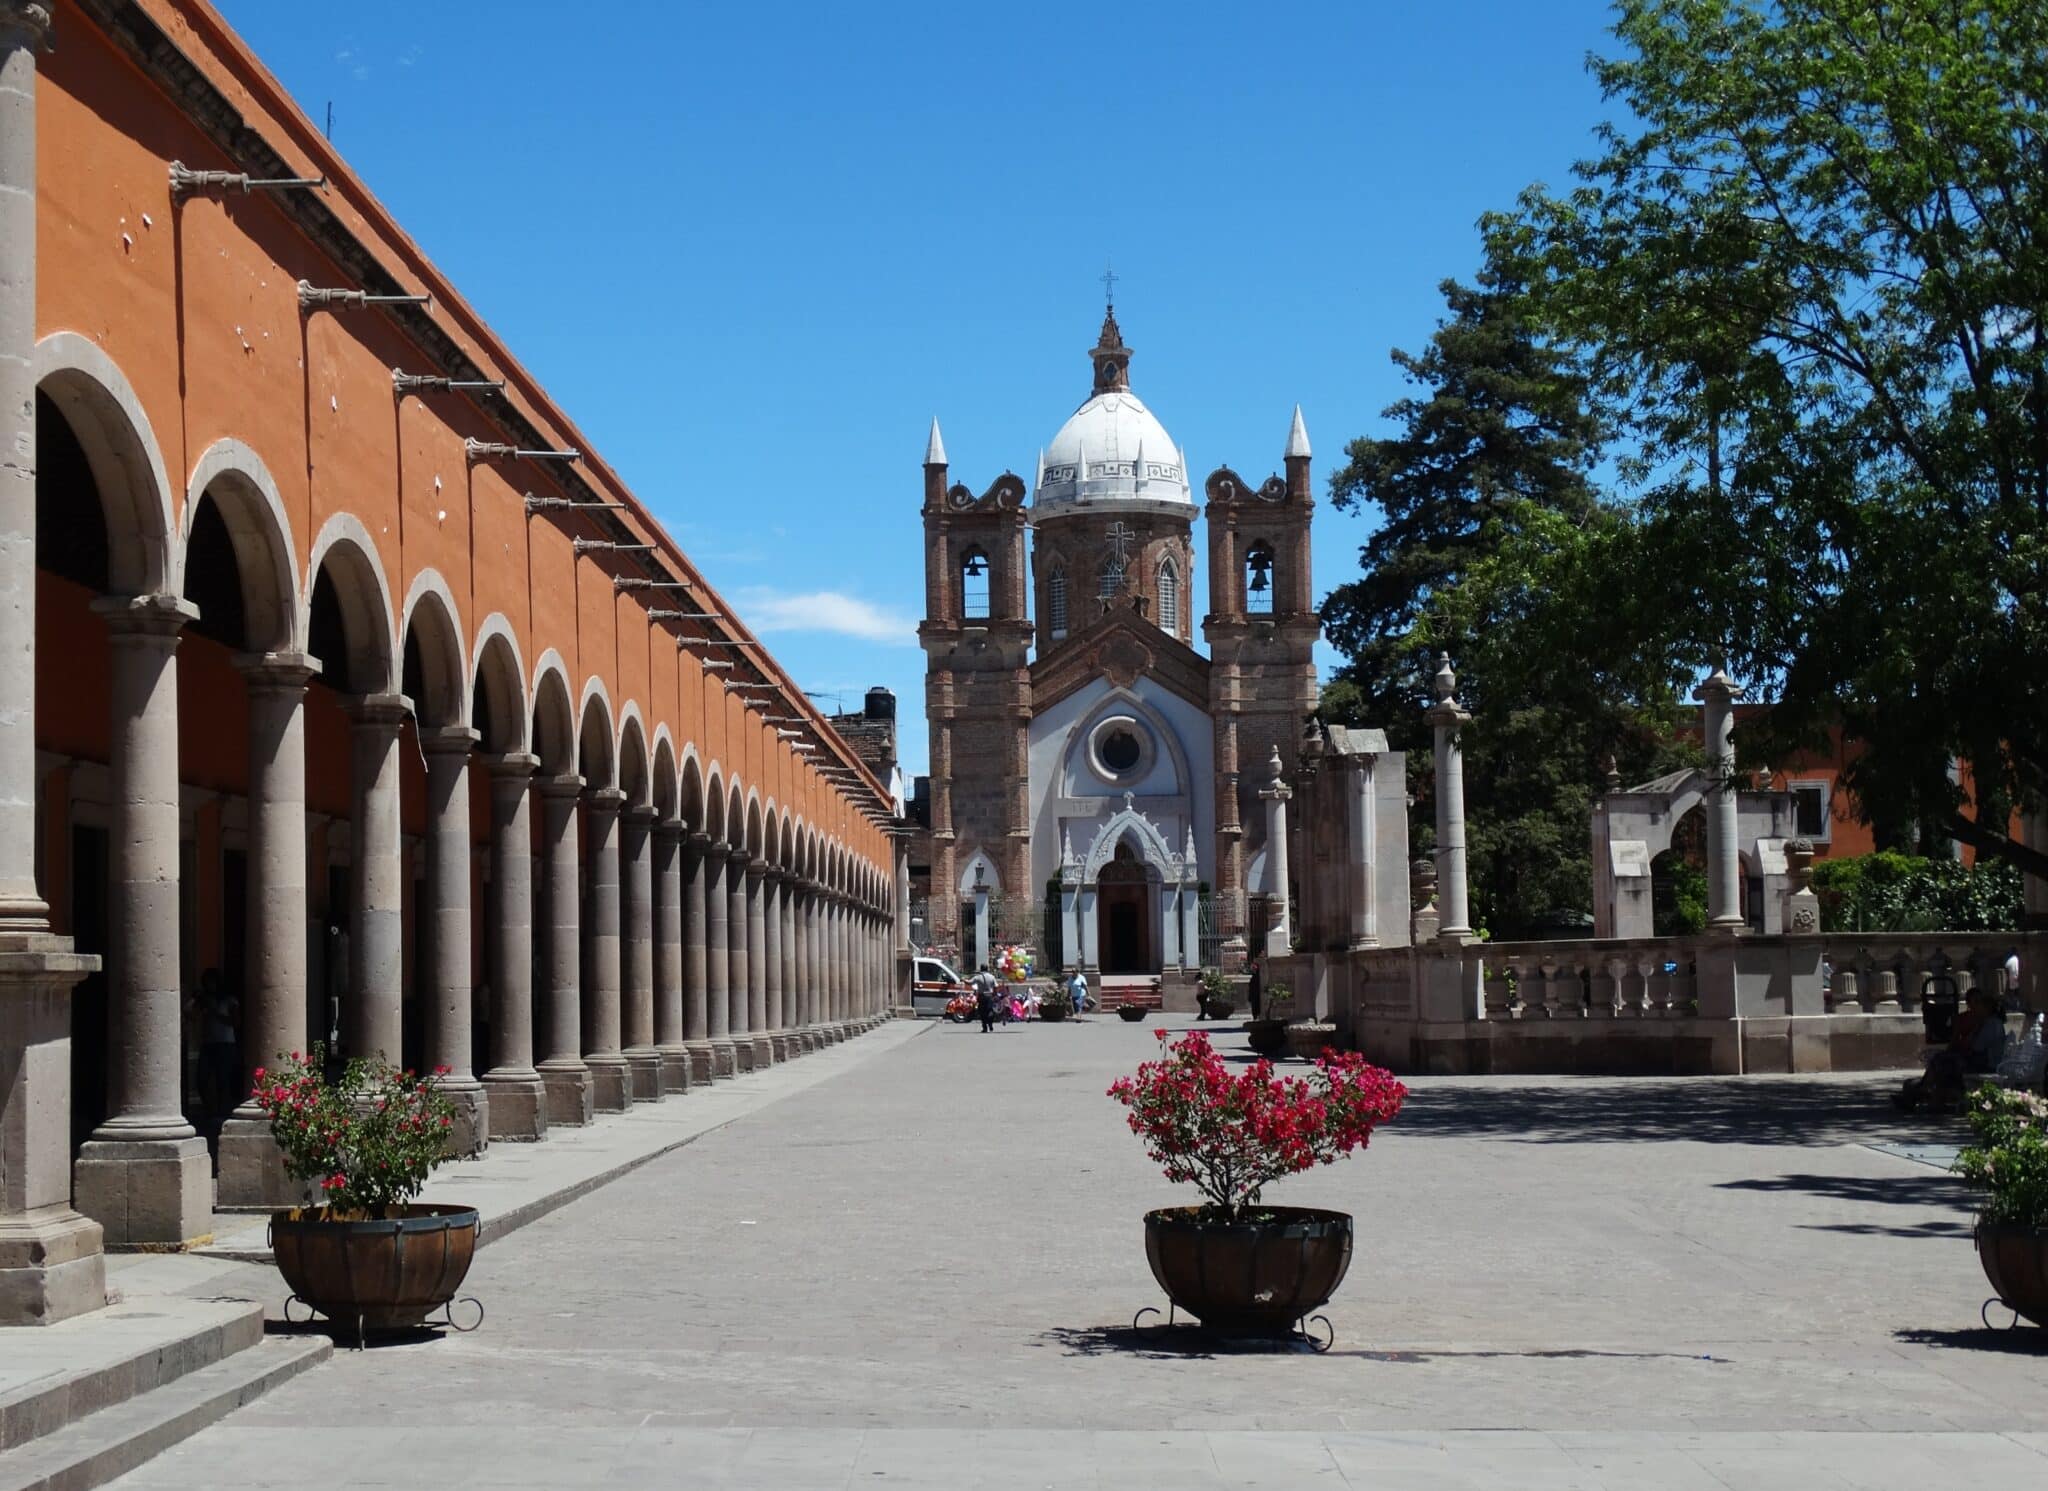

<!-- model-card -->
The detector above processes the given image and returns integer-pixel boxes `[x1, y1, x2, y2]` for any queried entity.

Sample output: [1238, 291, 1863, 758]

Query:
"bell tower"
[1203, 407, 1320, 948]
[918, 420, 1032, 960]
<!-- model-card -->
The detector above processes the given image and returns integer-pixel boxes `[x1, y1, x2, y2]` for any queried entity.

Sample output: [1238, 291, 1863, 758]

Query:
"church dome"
[1033, 310, 1191, 511]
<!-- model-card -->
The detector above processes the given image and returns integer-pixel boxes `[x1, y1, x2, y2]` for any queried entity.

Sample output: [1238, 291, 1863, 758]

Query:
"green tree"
[1319, 268, 1693, 937]
[1487, 0, 2048, 875]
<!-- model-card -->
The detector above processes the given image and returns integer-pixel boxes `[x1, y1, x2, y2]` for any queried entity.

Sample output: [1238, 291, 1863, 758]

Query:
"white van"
[908, 956, 969, 1017]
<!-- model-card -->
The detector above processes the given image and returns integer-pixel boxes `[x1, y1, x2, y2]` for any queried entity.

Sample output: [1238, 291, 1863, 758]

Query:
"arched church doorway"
[1096, 844, 1153, 973]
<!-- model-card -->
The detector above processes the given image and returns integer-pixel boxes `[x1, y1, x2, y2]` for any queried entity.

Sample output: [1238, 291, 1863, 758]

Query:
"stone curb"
[0, 1335, 329, 1491]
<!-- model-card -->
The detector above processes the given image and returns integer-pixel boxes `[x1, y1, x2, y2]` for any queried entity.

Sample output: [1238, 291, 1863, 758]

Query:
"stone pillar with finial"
[1425, 655, 1474, 944]
[1696, 667, 1745, 935]
[1257, 746, 1293, 961]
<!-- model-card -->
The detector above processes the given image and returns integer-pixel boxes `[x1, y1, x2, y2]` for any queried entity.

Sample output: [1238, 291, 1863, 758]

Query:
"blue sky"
[216, 0, 1622, 778]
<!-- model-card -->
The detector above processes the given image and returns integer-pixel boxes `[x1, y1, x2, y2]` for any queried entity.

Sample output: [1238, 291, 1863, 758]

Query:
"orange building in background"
[0, 0, 901, 1323]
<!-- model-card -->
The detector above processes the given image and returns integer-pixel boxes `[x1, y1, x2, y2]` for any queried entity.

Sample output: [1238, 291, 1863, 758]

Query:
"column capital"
[0, 3, 55, 50]
[745, 860, 770, 882]
[687, 830, 714, 851]
[706, 838, 731, 857]
[536, 771, 586, 801]
[655, 816, 686, 841]
[234, 649, 322, 691]
[349, 691, 414, 730]
[421, 724, 481, 759]
[91, 591, 197, 641]
[623, 803, 659, 828]
[584, 785, 628, 817]
[489, 751, 540, 783]
[727, 845, 753, 869]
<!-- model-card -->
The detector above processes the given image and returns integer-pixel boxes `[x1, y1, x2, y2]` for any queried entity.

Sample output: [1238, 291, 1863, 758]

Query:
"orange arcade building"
[0, 0, 904, 1324]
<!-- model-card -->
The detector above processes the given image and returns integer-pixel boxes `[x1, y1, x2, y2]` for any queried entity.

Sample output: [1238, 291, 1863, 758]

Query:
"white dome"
[1034, 388, 1191, 508]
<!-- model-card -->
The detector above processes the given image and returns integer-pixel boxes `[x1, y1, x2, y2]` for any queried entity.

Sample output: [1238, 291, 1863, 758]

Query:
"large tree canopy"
[1484, 0, 2048, 874]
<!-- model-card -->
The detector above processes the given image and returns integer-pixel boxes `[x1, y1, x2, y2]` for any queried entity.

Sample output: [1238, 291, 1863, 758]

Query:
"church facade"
[916, 311, 1319, 976]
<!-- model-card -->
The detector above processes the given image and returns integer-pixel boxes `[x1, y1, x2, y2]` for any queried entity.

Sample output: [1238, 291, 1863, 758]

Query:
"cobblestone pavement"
[109, 1017, 2048, 1488]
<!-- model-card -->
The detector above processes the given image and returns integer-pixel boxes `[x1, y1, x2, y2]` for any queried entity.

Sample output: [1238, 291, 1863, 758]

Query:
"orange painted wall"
[32, 0, 892, 892]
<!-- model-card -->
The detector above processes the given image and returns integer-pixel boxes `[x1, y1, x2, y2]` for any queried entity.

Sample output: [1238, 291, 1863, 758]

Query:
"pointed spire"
[1090, 306, 1132, 395]
[1285, 404, 1311, 461]
[924, 416, 947, 468]
[1034, 448, 1046, 491]
[1133, 436, 1145, 491]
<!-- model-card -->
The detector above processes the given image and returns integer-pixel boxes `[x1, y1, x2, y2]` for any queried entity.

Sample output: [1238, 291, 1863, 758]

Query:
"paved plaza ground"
[106, 1017, 2048, 1488]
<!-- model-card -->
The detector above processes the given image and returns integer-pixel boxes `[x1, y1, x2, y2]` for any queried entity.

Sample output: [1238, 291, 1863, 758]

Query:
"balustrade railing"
[1468, 938, 1699, 1021]
[1816, 933, 2026, 1016]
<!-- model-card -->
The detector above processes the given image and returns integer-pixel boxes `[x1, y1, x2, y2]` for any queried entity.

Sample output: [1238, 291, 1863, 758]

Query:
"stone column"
[0, 0, 107, 1323]
[763, 869, 785, 1060]
[1256, 744, 1295, 961]
[683, 832, 717, 1081]
[745, 860, 772, 1067]
[582, 787, 629, 1110]
[779, 873, 798, 1052]
[792, 884, 813, 1042]
[1424, 655, 1474, 944]
[535, 775, 593, 1124]
[727, 846, 752, 1069]
[346, 694, 407, 1064]
[619, 805, 660, 1101]
[703, 841, 735, 1076]
[653, 820, 690, 1093]
[422, 726, 486, 1154]
[218, 652, 320, 1207]
[1697, 667, 1745, 935]
[834, 897, 849, 1026]
[73, 596, 211, 1249]
[482, 753, 546, 1140]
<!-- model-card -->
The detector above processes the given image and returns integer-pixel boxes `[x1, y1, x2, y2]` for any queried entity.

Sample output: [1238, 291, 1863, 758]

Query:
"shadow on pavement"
[1040, 1324, 1320, 1359]
[1895, 1325, 2048, 1355]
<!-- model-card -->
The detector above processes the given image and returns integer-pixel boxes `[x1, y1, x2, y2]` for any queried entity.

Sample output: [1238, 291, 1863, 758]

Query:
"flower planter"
[1118, 1005, 1147, 1023]
[1198, 996, 1238, 1022]
[1285, 1021, 1340, 1063]
[1143, 1205, 1354, 1335]
[1244, 1017, 1289, 1057]
[1976, 1219, 2048, 1328]
[1040, 1003, 1070, 1023]
[272, 1204, 479, 1332]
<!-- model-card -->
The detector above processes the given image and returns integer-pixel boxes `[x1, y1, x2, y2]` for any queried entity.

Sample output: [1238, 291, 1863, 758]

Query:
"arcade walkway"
[109, 1018, 2048, 1488]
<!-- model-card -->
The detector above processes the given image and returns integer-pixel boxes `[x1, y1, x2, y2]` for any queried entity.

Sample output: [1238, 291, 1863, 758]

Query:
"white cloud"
[735, 589, 916, 645]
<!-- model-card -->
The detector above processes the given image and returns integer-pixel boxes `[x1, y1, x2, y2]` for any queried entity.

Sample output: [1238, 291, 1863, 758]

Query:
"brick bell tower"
[1203, 408, 1320, 948]
[918, 421, 1032, 959]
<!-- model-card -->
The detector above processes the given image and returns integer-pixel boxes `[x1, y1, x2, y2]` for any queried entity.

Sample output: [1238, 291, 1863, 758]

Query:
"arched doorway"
[1096, 843, 1153, 974]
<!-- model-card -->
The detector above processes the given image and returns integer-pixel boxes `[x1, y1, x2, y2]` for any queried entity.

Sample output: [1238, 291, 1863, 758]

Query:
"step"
[0, 1334, 330, 1491]
[0, 1300, 262, 1454]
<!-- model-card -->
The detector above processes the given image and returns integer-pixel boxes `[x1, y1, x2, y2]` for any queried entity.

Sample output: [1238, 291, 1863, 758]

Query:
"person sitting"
[1894, 987, 2009, 1112]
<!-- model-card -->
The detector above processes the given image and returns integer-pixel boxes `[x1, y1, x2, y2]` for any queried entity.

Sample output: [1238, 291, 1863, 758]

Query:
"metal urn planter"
[1976, 1220, 2048, 1328]
[1117, 1005, 1147, 1023]
[1141, 1205, 1354, 1339]
[1244, 1017, 1290, 1057]
[273, 1204, 481, 1339]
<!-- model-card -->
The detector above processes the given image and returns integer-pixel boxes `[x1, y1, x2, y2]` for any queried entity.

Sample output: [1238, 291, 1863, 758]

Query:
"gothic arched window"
[1244, 541, 1274, 614]
[1156, 557, 1179, 633]
[1099, 554, 1125, 599]
[1048, 566, 1069, 639]
[961, 546, 990, 620]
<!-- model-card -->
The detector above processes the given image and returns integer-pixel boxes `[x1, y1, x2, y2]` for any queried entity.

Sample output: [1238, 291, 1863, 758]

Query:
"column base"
[750, 1035, 775, 1069]
[656, 1045, 693, 1094]
[588, 1057, 631, 1112]
[438, 1083, 489, 1158]
[684, 1041, 717, 1083]
[216, 1115, 314, 1211]
[0, 1207, 107, 1325]
[482, 1070, 549, 1142]
[801, 1028, 823, 1053]
[623, 1048, 663, 1102]
[538, 1061, 595, 1126]
[73, 1135, 213, 1250]
[771, 1032, 795, 1063]
[709, 1040, 737, 1079]
[732, 1040, 756, 1074]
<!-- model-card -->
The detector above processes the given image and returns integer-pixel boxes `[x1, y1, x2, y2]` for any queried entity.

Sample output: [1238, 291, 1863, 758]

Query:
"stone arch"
[744, 792, 763, 860]
[529, 653, 576, 776]
[180, 438, 301, 653]
[306, 514, 398, 696]
[726, 781, 746, 855]
[33, 331, 176, 597]
[470, 615, 528, 756]
[577, 685, 616, 789]
[761, 802, 780, 867]
[1081, 805, 1179, 884]
[702, 764, 727, 843]
[617, 711, 650, 807]
[400, 572, 467, 729]
[651, 732, 678, 821]
[778, 808, 795, 870]
[679, 752, 705, 833]
[1062, 687, 1192, 803]
[956, 847, 1000, 896]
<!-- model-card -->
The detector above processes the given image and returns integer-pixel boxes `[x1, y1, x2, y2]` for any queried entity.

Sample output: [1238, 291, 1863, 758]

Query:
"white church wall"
[1027, 678, 1215, 893]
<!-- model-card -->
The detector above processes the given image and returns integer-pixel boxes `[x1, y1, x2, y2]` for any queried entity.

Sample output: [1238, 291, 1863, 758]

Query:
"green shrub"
[1810, 851, 2023, 933]
[1954, 1085, 2048, 1230]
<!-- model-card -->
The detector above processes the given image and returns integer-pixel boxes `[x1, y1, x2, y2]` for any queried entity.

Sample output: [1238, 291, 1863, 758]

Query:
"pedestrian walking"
[972, 964, 1000, 1034]
[1068, 968, 1089, 1020]
[1247, 953, 1264, 1020]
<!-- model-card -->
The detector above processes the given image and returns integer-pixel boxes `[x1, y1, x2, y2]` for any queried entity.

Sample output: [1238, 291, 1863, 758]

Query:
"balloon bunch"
[994, 944, 1036, 983]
